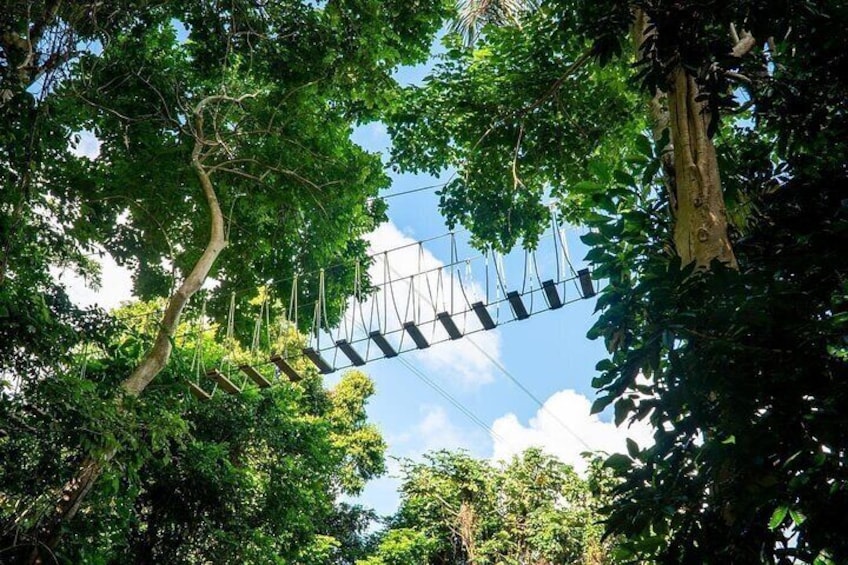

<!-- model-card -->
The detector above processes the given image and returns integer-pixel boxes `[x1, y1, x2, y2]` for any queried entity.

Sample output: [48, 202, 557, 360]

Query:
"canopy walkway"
[189, 219, 597, 399]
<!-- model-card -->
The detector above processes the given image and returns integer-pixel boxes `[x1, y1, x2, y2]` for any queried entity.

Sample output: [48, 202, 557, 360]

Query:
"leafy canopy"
[387, 0, 848, 562]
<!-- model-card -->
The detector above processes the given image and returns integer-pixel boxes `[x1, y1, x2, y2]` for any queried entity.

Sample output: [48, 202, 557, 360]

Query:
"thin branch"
[731, 29, 756, 58]
[511, 123, 525, 191]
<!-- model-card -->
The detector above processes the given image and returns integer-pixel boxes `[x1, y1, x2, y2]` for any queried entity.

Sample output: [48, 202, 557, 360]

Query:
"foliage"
[389, 3, 643, 251]
[2, 0, 449, 558]
[387, 0, 848, 562]
[0, 301, 387, 563]
[363, 449, 618, 564]
[1, 0, 452, 394]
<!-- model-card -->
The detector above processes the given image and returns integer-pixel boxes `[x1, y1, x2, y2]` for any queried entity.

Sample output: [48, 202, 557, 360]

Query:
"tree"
[1, 0, 449, 559]
[1, 300, 387, 563]
[387, 0, 848, 562]
[363, 449, 617, 565]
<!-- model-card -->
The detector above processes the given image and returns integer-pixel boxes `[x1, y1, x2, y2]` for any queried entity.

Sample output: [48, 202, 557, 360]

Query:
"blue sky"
[332, 60, 651, 516]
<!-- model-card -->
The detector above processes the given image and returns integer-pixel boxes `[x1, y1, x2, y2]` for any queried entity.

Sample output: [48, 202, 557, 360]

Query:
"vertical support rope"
[192, 299, 212, 393]
[289, 273, 299, 331]
[79, 343, 89, 380]
[404, 276, 415, 323]
[521, 249, 527, 295]
[355, 260, 368, 340]
[225, 291, 238, 382]
[459, 258, 474, 332]
[485, 250, 490, 305]
[252, 294, 264, 352]
[417, 244, 423, 323]
[556, 223, 581, 295]
[227, 291, 236, 342]
[450, 232, 456, 315]
[383, 252, 389, 332]
[550, 206, 562, 282]
[265, 290, 272, 350]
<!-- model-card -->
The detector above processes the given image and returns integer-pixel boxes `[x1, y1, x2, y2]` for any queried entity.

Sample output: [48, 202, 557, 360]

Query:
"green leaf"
[580, 231, 605, 246]
[573, 180, 605, 192]
[635, 135, 653, 158]
[591, 394, 614, 415]
[769, 506, 789, 530]
[604, 453, 632, 472]
[613, 170, 635, 187]
[595, 359, 615, 371]
[789, 508, 807, 526]
[614, 398, 634, 426]
[626, 438, 639, 458]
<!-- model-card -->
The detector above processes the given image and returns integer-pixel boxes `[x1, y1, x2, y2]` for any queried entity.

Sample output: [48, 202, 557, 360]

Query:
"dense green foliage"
[363, 449, 617, 565]
[390, 6, 643, 251]
[1, 302, 386, 563]
[1, 0, 449, 560]
[3, 0, 847, 562]
[1, 0, 448, 340]
[388, 0, 848, 562]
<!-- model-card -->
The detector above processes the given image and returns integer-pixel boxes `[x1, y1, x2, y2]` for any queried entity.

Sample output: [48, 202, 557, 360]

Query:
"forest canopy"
[2, 0, 847, 564]
[388, 0, 848, 562]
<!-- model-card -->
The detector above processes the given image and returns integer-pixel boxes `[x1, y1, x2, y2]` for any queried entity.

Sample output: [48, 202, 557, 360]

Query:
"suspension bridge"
[191, 215, 596, 400]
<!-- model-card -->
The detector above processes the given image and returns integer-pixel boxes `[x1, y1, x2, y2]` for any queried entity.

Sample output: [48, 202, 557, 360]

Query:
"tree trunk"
[633, 10, 737, 269]
[27, 111, 227, 563]
[666, 67, 737, 268]
[632, 13, 677, 218]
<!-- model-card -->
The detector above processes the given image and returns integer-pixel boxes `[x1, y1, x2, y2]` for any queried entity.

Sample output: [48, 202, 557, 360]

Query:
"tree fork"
[27, 102, 228, 563]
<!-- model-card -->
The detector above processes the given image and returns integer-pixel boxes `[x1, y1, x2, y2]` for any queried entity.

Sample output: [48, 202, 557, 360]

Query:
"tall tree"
[363, 449, 617, 565]
[1, 300, 387, 563]
[388, 0, 848, 562]
[1, 1, 448, 559]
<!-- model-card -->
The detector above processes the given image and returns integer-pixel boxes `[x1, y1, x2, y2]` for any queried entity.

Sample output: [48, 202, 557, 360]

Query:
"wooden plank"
[542, 279, 563, 309]
[206, 369, 240, 395]
[507, 291, 530, 320]
[403, 321, 429, 349]
[303, 347, 334, 374]
[189, 382, 211, 401]
[270, 355, 302, 381]
[472, 301, 497, 330]
[336, 339, 366, 366]
[578, 268, 595, 298]
[437, 312, 462, 340]
[369, 331, 398, 358]
[239, 364, 271, 388]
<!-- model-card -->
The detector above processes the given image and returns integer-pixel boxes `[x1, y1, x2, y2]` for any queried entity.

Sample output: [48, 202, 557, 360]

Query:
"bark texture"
[667, 67, 737, 268]
[27, 102, 228, 563]
[632, 12, 677, 215]
[633, 10, 739, 269]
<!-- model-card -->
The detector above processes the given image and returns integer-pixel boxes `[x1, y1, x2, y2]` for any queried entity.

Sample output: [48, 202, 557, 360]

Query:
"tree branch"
[731, 26, 756, 58]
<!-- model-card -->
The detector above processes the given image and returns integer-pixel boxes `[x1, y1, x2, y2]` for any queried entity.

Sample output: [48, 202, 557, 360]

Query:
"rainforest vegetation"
[1, 0, 846, 563]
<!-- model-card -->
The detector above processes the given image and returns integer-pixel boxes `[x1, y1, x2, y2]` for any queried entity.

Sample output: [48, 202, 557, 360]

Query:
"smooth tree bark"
[28, 96, 231, 564]
[634, 12, 754, 269]
[666, 66, 737, 269]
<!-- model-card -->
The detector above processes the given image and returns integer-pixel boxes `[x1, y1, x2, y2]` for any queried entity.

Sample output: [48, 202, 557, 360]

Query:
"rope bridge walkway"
[190, 217, 597, 400]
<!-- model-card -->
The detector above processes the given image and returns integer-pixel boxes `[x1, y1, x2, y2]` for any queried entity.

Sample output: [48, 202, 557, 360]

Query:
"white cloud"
[386, 404, 489, 457]
[70, 130, 101, 160]
[55, 251, 133, 311]
[351, 404, 490, 517]
[491, 389, 654, 476]
[353, 221, 503, 388]
[415, 404, 481, 453]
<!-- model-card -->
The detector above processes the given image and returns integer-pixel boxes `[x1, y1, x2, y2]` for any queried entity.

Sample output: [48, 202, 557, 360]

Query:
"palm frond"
[453, 0, 539, 44]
